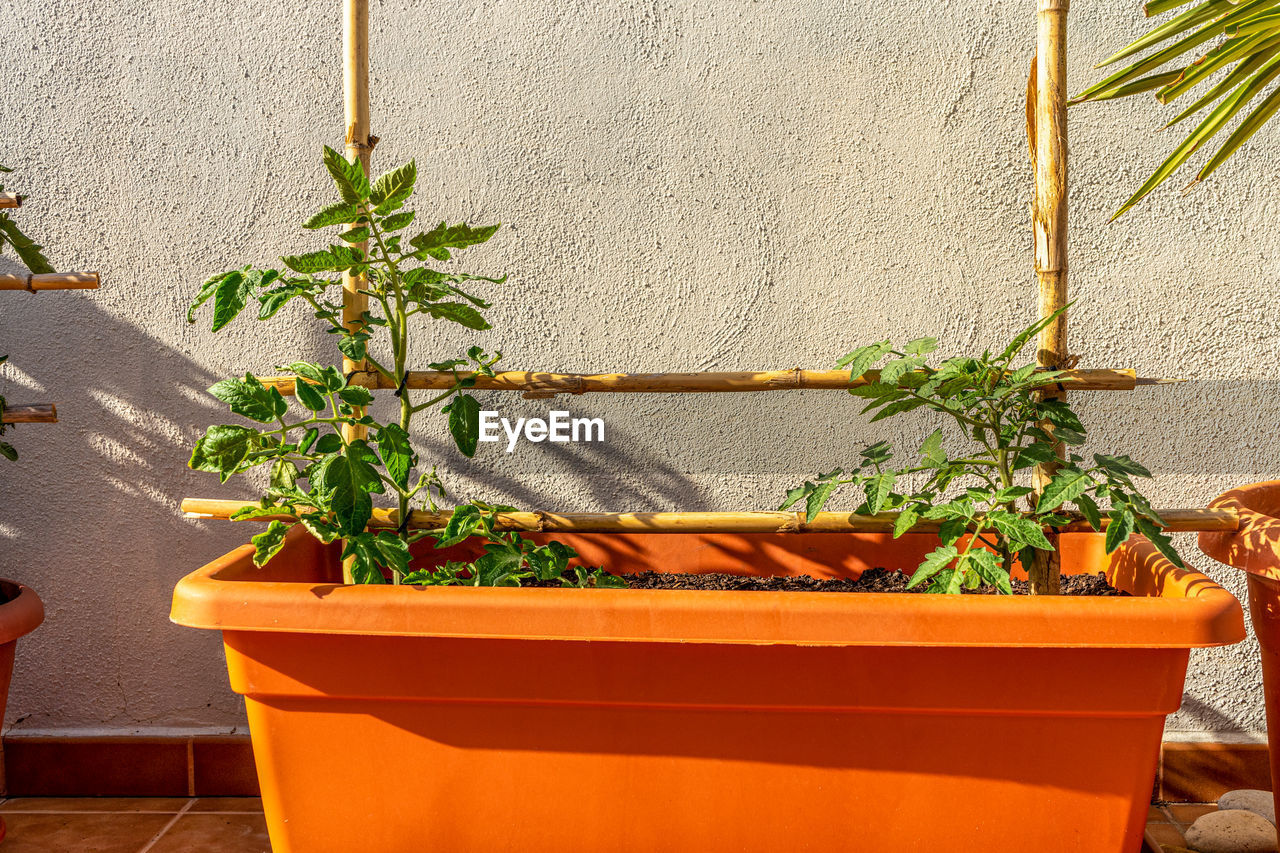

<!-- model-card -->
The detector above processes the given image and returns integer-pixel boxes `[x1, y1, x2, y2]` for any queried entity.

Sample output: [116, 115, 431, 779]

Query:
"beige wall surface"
[0, 1, 1275, 738]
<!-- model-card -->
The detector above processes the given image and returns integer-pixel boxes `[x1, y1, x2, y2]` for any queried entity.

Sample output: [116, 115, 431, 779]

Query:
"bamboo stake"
[0, 404, 56, 424]
[0, 193, 19, 209]
[340, 0, 371, 585]
[259, 367, 1157, 397]
[0, 272, 100, 292]
[1031, 0, 1071, 595]
[341, 0, 371, 438]
[181, 498, 1240, 535]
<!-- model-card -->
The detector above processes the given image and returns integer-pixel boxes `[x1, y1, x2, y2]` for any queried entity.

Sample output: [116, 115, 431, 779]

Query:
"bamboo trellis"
[259, 367, 1168, 398]
[183, 498, 1240, 536]
[185, 0, 1238, 582]
[0, 193, 100, 425]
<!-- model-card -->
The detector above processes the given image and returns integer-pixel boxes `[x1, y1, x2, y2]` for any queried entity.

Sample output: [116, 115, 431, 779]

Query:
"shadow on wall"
[0, 280, 1276, 732]
[0, 289, 254, 730]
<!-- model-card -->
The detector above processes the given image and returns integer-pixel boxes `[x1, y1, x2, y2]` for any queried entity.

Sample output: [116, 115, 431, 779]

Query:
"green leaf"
[966, 548, 1011, 594]
[893, 504, 920, 537]
[473, 542, 527, 586]
[424, 302, 490, 330]
[989, 512, 1054, 551]
[338, 226, 370, 244]
[1134, 516, 1186, 568]
[1076, 493, 1104, 531]
[444, 394, 481, 457]
[409, 221, 501, 261]
[1196, 80, 1280, 182]
[338, 386, 374, 407]
[281, 250, 339, 274]
[314, 440, 385, 534]
[1037, 468, 1094, 512]
[189, 270, 235, 324]
[337, 333, 368, 362]
[864, 471, 895, 514]
[907, 544, 959, 589]
[436, 503, 483, 548]
[287, 362, 345, 392]
[294, 377, 327, 411]
[328, 244, 364, 271]
[868, 397, 928, 423]
[0, 441, 16, 462]
[304, 201, 360, 229]
[189, 425, 259, 482]
[880, 356, 923, 386]
[1105, 508, 1135, 553]
[251, 521, 291, 567]
[369, 160, 417, 212]
[999, 306, 1067, 364]
[211, 271, 251, 333]
[270, 458, 299, 491]
[837, 340, 892, 379]
[380, 211, 415, 231]
[903, 337, 938, 355]
[1094, 453, 1153, 478]
[376, 423, 414, 490]
[805, 480, 838, 521]
[1013, 441, 1059, 471]
[314, 433, 343, 454]
[322, 145, 371, 205]
[0, 215, 53, 274]
[342, 531, 410, 582]
[779, 483, 809, 511]
[207, 374, 288, 423]
[919, 428, 945, 467]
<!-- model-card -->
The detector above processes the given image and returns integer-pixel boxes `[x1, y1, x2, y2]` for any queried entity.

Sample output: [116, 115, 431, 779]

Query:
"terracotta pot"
[172, 527, 1243, 853]
[0, 579, 44, 830]
[1200, 480, 1280, 834]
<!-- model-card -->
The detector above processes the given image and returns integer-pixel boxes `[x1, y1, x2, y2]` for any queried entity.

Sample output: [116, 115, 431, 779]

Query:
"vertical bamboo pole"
[1030, 0, 1069, 595]
[341, 0, 371, 583]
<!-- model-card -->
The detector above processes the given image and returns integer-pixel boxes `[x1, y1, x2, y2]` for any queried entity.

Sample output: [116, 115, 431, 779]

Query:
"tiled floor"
[0, 797, 268, 852]
[1145, 802, 1220, 851]
[0, 796, 1225, 851]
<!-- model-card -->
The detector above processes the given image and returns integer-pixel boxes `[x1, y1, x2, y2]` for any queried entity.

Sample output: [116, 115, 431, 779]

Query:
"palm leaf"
[1077, 0, 1279, 101]
[1094, 0, 1235, 69]
[1082, 0, 1280, 215]
[1112, 51, 1280, 218]
[1195, 79, 1280, 180]
[1166, 44, 1280, 124]
[1157, 31, 1280, 102]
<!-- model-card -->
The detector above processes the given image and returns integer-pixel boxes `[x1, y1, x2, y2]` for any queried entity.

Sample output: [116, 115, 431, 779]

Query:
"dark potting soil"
[578, 568, 1126, 596]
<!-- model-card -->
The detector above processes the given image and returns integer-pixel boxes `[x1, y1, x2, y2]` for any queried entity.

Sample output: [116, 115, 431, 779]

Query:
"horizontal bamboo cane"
[259, 368, 1166, 397]
[0, 272, 100, 292]
[1, 404, 56, 424]
[0, 193, 19, 209]
[181, 498, 1239, 534]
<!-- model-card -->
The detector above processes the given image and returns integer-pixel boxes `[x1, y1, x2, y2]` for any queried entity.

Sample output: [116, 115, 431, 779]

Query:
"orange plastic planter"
[0, 579, 44, 843]
[173, 528, 1243, 853]
[1200, 480, 1280, 834]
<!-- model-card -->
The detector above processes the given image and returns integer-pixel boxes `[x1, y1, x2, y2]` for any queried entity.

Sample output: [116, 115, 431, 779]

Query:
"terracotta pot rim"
[0, 579, 44, 646]
[1200, 480, 1280, 580]
[172, 528, 1244, 649]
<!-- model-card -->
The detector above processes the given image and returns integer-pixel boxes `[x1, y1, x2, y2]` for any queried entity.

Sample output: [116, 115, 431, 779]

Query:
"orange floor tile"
[0, 797, 267, 852]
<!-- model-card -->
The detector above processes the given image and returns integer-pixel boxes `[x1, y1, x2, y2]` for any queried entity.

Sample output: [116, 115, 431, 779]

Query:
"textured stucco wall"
[0, 0, 1276, 738]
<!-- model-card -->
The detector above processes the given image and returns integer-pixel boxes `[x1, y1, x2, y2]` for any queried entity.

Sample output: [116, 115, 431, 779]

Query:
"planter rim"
[173, 528, 1243, 649]
[1201, 480, 1280, 580]
[0, 580, 44, 646]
